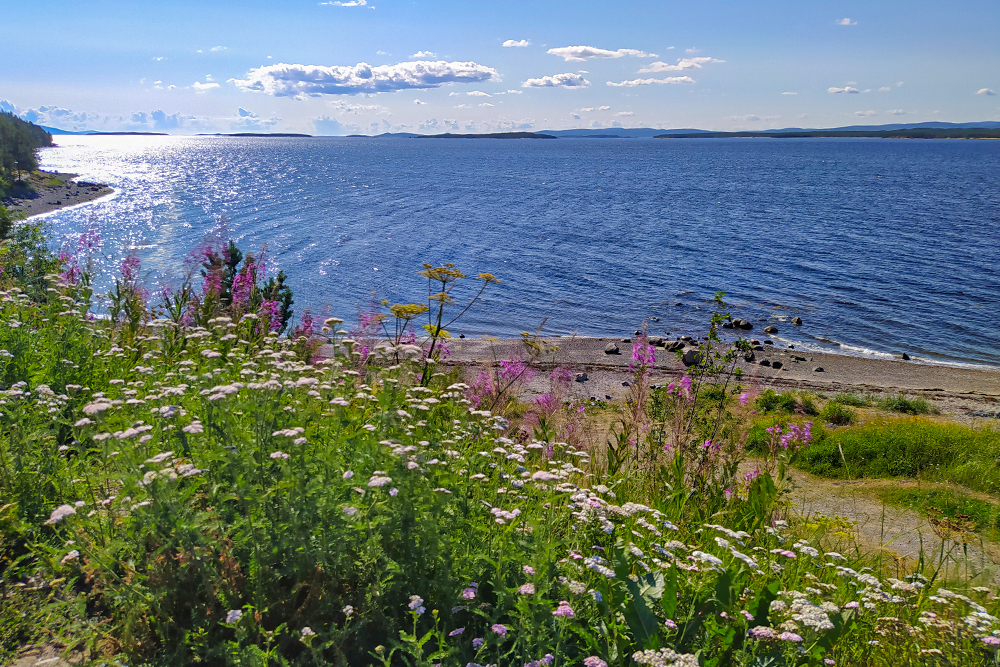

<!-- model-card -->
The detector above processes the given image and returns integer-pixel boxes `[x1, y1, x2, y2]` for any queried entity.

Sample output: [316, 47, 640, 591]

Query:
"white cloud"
[977, 88, 996, 96]
[413, 99, 427, 105]
[479, 102, 494, 107]
[598, 105, 610, 110]
[685, 47, 700, 53]
[522, 73, 590, 88]
[192, 81, 221, 93]
[320, 0, 367, 5]
[547, 46, 655, 62]
[571, 113, 581, 119]
[607, 76, 694, 87]
[579, 107, 594, 112]
[854, 109, 876, 116]
[206, 74, 215, 81]
[615, 111, 635, 116]
[168, 85, 178, 90]
[878, 86, 892, 92]
[828, 86, 859, 94]
[411, 51, 437, 58]
[781, 91, 797, 95]
[887, 109, 906, 115]
[837, 18, 857, 25]
[506, 89, 523, 94]
[231, 60, 499, 97]
[467, 90, 491, 97]
[639, 57, 723, 73]
[238, 108, 256, 118]
[153, 56, 165, 61]
[503, 39, 530, 47]
[154, 80, 163, 85]
[210, 46, 228, 52]
[731, 114, 761, 122]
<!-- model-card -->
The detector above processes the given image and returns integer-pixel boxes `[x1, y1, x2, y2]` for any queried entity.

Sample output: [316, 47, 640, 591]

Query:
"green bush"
[754, 389, 818, 415]
[830, 392, 870, 407]
[820, 401, 855, 425]
[876, 393, 936, 415]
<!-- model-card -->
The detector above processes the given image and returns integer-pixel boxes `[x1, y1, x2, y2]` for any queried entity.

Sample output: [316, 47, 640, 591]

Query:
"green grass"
[754, 389, 818, 415]
[796, 418, 1000, 494]
[820, 401, 855, 425]
[44, 176, 65, 187]
[874, 485, 1000, 538]
[830, 392, 871, 408]
[875, 393, 938, 415]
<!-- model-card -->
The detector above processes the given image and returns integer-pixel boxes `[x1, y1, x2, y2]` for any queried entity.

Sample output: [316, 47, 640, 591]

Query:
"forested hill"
[0, 112, 53, 184]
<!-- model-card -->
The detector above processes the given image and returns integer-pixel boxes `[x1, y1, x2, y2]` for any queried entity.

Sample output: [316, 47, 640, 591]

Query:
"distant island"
[417, 132, 556, 139]
[656, 128, 1000, 139]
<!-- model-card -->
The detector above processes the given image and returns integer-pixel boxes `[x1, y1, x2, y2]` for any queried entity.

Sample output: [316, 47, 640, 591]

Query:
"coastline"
[445, 336, 1000, 423]
[2, 170, 113, 219]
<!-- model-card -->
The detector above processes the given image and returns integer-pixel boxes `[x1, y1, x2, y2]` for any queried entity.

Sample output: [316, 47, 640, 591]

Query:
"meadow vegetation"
[2, 223, 1000, 666]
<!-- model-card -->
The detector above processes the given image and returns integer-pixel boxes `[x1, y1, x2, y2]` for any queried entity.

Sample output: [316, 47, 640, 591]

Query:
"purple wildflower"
[552, 600, 575, 617]
[491, 623, 507, 637]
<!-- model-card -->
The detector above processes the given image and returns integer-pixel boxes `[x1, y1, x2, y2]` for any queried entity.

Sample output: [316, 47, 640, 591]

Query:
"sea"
[34, 135, 1000, 368]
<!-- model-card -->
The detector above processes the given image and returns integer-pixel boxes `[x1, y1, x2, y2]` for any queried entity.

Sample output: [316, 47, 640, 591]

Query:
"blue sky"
[2, 0, 997, 134]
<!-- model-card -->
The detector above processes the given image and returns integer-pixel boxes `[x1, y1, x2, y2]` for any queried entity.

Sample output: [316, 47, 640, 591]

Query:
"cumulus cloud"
[503, 39, 530, 47]
[547, 46, 655, 62]
[0, 100, 18, 114]
[977, 88, 996, 96]
[837, 18, 857, 25]
[210, 46, 228, 52]
[887, 109, 906, 115]
[607, 76, 694, 87]
[878, 86, 892, 92]
[193, 81, 221, 93]
[150, 109, 183, 130]
[522, 73, 590, 88]
[781, 91, 797, 95]
[411, 51, 437, 58]
[231, 60, 499, 97]
[828, 86, 859, 94]
[506, 89, 523, 94]
[854, 109, 876, 116]
[731, 114, 761, 122]
[639, 57, 723, 73]
[615, 111, 635, 116]
[320, 0, 367, 5]
[467, 90, 491, 96]
[479, 102, 494, 107]
[332, 100, 390, 114]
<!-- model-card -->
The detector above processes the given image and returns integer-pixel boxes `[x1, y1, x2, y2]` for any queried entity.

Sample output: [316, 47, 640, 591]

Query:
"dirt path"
[781, 466, 1000, 585]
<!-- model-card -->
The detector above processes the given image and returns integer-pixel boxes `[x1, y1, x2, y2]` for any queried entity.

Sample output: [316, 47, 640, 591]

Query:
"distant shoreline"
[2, 170, 113, 219]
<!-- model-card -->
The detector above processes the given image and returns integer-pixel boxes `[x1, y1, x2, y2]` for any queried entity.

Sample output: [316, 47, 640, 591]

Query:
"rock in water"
[901, 352, 911, 360]
[792, 317, 803, 325]
[604, 343, 620, 355]
[649, 316, 659, 322]
[682, 349, 702, 367]
[764, 325, 778, 333]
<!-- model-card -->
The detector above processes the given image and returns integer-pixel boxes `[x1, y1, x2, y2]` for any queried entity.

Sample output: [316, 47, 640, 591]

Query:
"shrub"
[830, 392, 870, 407]
[821, 401, 855, 425]
[876, 393, 936, 415]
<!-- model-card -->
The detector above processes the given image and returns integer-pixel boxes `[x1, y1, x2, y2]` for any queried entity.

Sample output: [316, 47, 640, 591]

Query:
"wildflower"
[983, 637, 1000, 647]
[491, 624, 507, 637]
[824, 660, 836, 666]
[778, 632, 803, 642]
[589, 589, 603, 602]
[519, 583, 536, 595]
[739, 393, 749, 405]
[343, 470, 354, 479]
[664, 619, 677, 630]
[741, 610, 755, 621]
[844, 601, 860, 609]
[472, 637, 484, 649]
[301, 626, 316, 638]
[343, 507, 358, 516]
[390, 487, 399, 496]
[343, 605, 354, 616]
[408, 595, 426, 614]
[74, 418, 94, 427]
[551, 600, 575, 618]
[583, 658, 608, 667]
[461, 585, 477, 600]
[523, 565, 535, 575]
[45, 504, 77, 525]
[448, 627, 464, 636]
[182, 421, 204, 434]
[60, 549, 80, 565]
[226, 609, 243, 624]
[269, 451, 290, 459]
[749, 626, 777, 640]
[368, 475, 392, 487]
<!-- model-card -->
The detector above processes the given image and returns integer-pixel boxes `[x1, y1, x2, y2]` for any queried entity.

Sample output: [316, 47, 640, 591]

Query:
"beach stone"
[621, 338, 631, 343]
[753, 345, 764, 351]
[666, 340, 684, 352]
[682, 349, 702, 367]
[605, 395, 612, 400]
[759, 359, 771, 367]
[634, 330, 642, 336]
[764, 340, 773, 345]
[681, 335, 692, 341]
[813, 367, 824, 373]
[604, 343, 620, 355]
[750, 339, 760, 345]
[459, 334, 465, 339]
[764, 325, 778, 333]
[792, 317, 803, 325]
[622, 381, 630, 387]
[772, 361, 783, 369]
[649, 337, 664, 347]
[575, 372, 588, 383]
[737, 319, 753, 330]
[901, 352, 911, 360]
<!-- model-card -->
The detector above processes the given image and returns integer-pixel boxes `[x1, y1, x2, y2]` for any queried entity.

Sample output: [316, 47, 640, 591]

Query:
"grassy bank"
[3, 229, 1000, 666]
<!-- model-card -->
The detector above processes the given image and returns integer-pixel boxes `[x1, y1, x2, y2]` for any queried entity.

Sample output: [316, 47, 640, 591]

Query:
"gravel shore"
[2, 170, 113, 218]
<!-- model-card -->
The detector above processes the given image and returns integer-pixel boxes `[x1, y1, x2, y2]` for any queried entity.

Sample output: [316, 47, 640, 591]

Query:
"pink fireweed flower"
[552, 600, 575, 617]
[739, 392, 749, 405]
[121, 254, 141, 283]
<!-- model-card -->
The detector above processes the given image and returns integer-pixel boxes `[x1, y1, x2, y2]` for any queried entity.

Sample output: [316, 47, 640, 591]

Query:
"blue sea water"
[36, 135, 1000, 368]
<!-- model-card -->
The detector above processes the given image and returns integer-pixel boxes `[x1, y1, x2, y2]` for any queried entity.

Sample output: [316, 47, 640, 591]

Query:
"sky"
[1, 0, 998, 135]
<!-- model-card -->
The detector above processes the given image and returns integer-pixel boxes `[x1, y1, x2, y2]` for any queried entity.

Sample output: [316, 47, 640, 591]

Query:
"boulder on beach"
[575, 372, 589, 382]
[772, 361, 783, 369]
[813, 367, 824, 373]
[682, 349, 702, 367]
[759, 359, 771, 367]
[604, 343, 620, 355]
